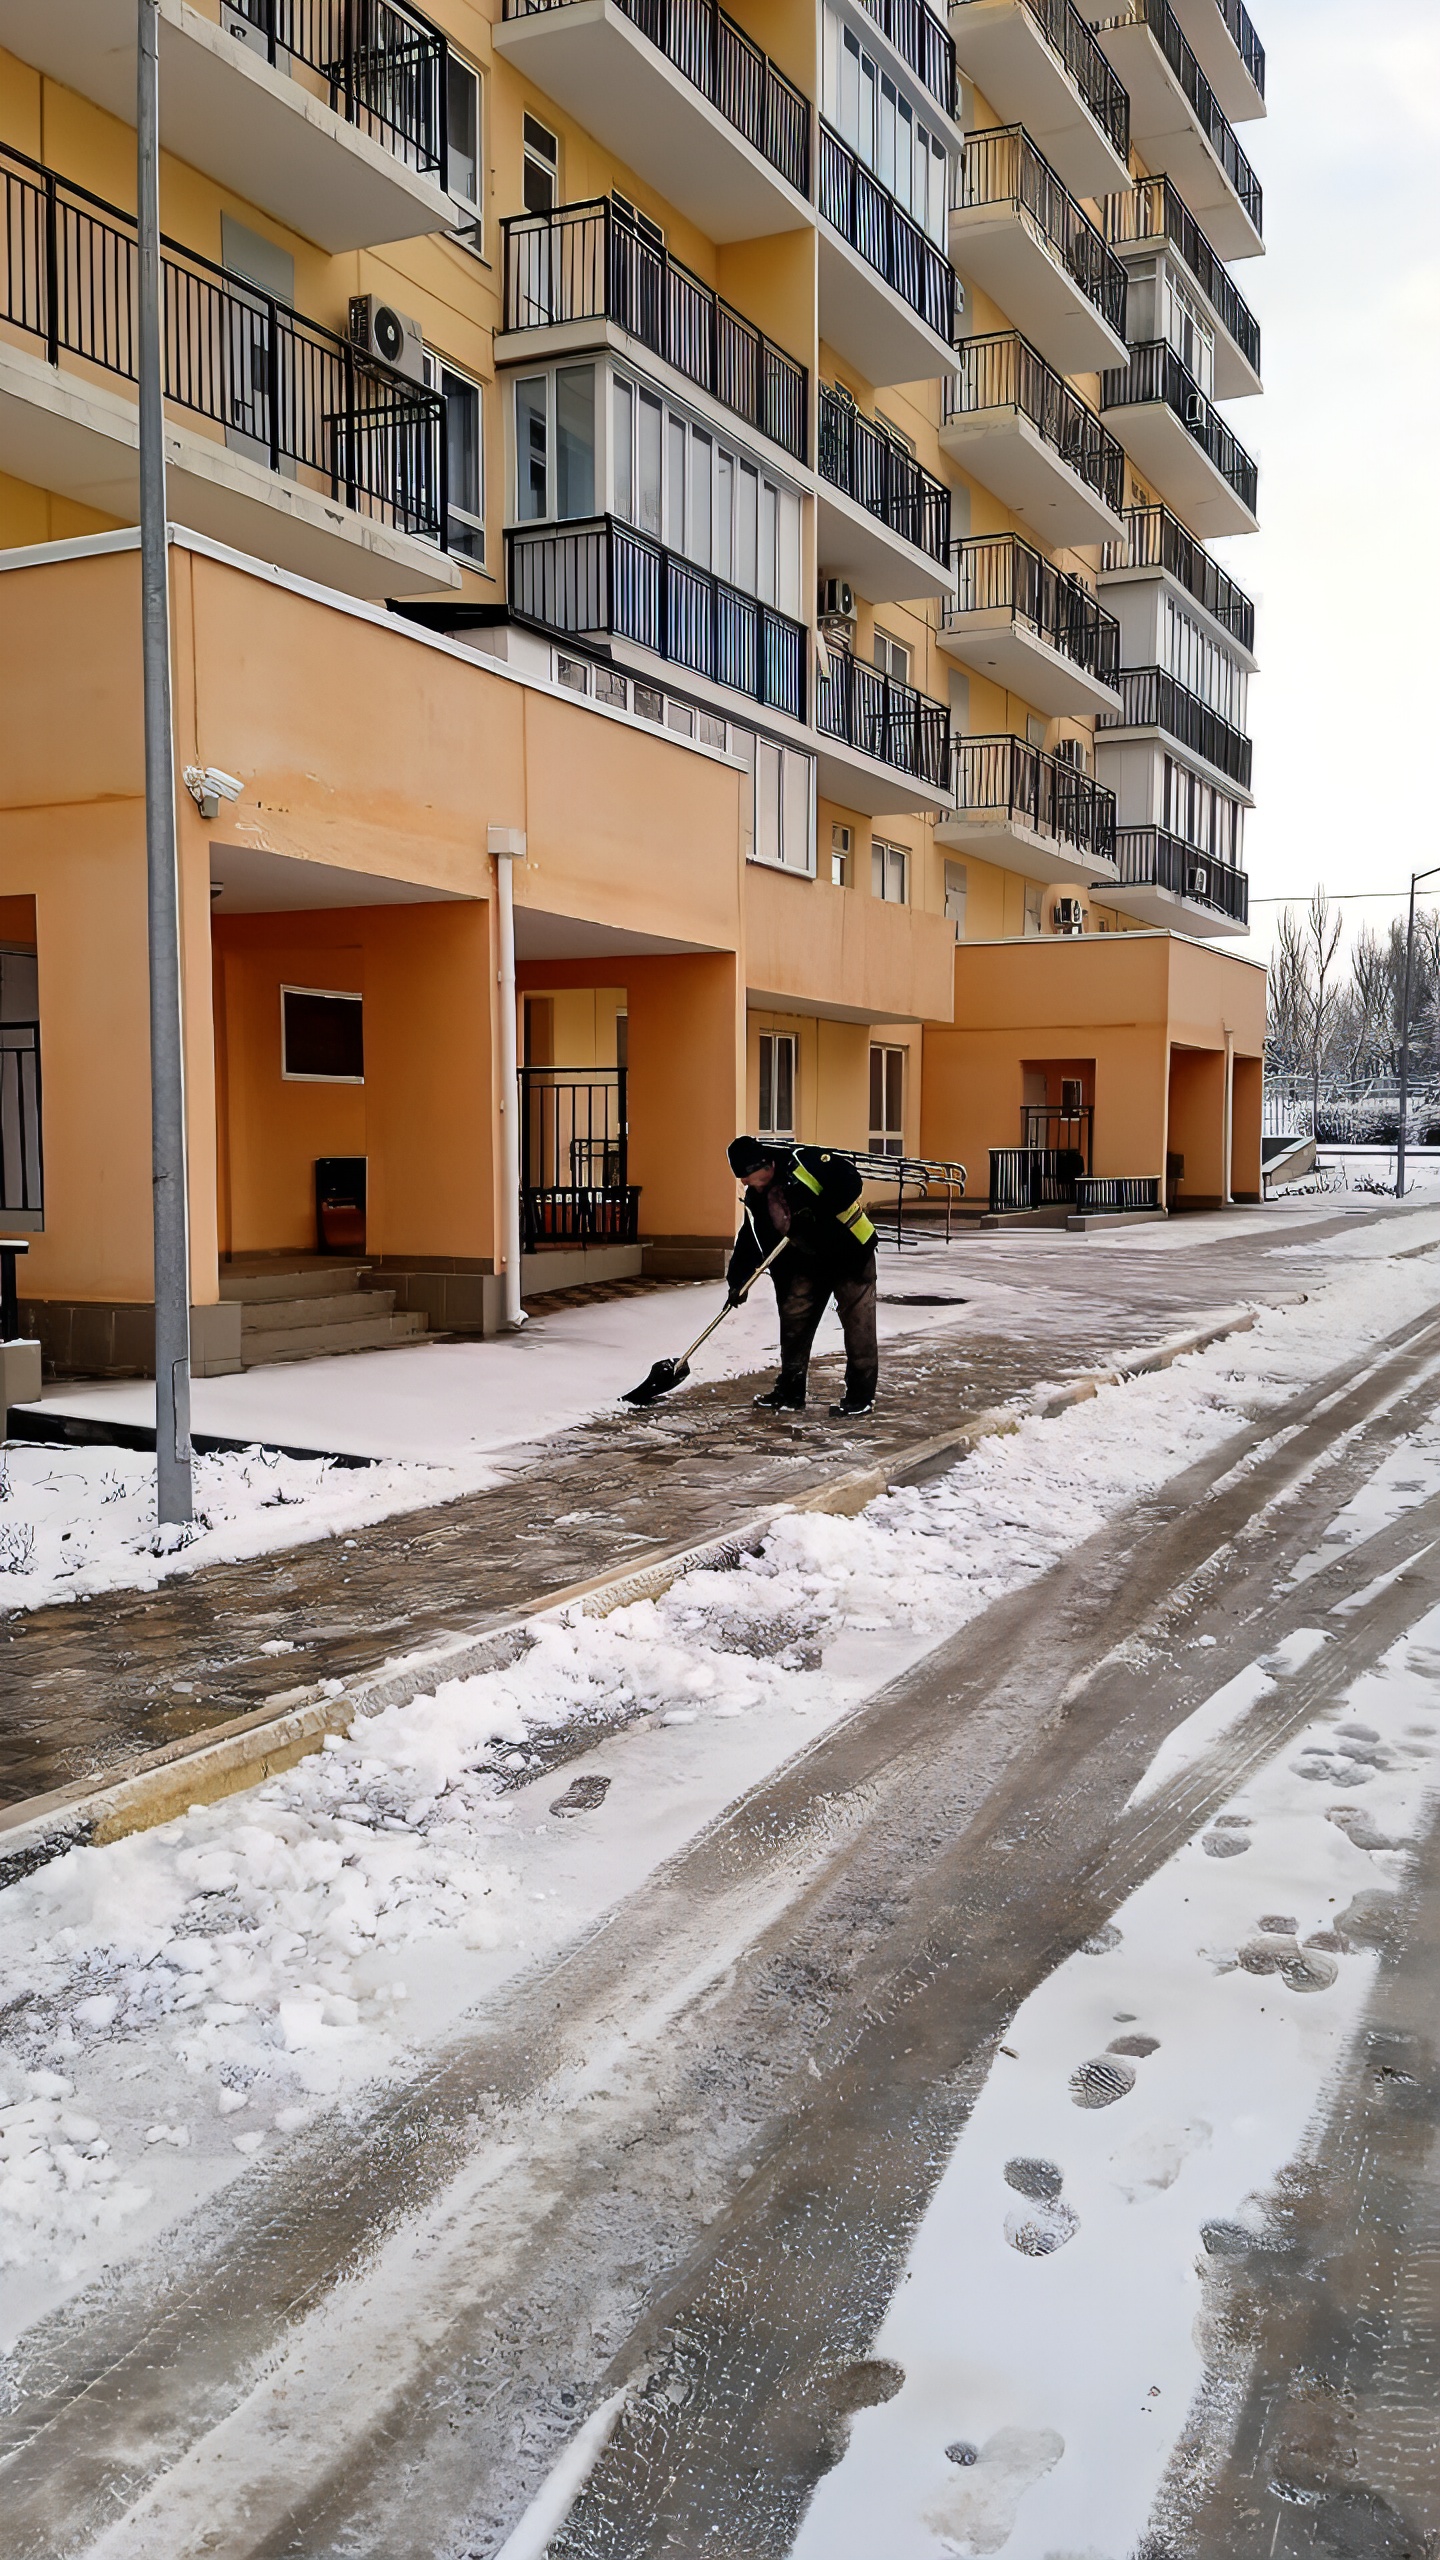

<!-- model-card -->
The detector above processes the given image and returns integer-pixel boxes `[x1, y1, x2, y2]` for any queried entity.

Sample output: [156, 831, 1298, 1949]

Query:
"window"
[633, 683, 664, 723]
[281, 987, 363, 1083]
[446, 59, 482, 246]
[1023, 883, 1044, 935]
[869, 1045, 905, 1156]
[753, 739, 814, 873]
[873, 629, 911, 687]
[1163, 757, 1245, 864]
[1161, 596, 1247, 724]
[556, 653, 589, 694]
[606, 372, 802, 610]
[821, 6, 952, 245]
[595, 663, 628, 709]
[872, 838, 909, 904]
[523, 113, 558, 214]
[1164, 269, 1216, 398]
[515, 376, 547, 519]
[555, 365, 595, 517]
[424, 356, 484, 561]
[831, 821, 852, 887]
[759, 1033, 797, 1139]
[944, 858, 968, 940]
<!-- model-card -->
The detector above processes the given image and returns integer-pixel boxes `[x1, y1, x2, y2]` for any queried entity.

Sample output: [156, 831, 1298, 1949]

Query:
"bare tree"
[1304, 887, 1343, 1135]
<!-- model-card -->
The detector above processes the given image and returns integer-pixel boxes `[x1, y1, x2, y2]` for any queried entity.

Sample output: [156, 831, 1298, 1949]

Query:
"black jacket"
[727, 1145, 877, 1293]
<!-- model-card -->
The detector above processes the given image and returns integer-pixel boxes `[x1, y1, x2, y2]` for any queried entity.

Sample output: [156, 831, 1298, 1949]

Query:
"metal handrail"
[501, 197, 807, 462]
[500, 0, 810, 196]
[817, 386, 950, 563]
[853, 0, 957, 116]
[946, 532, 1119, 683]
[1100, 503, 1254, 652]
[817, 121, 957, 346]
[1114, 826, 1249, 921]
[1101, 340, 1258, 513]
[1101, 175, 1260, 372]
[815, 651, 951, 788]
[1098, 665, 1251, 788]
[944, 329, 1124, 518]
[955, 126, 1127, 339]
[0, 140, 445, 540]
[1216, 0, 1265, 97]
[233, 0, 448, 173]
[1093, 0, 1262, 234]
[849, 1149, 968, 1244]
[954, 732, 1117, 862]
[952, 0, 1128, 161]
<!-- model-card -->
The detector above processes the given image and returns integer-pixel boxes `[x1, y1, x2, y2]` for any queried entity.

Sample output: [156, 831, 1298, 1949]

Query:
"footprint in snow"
[1003, 2157, 1077, 2256]
[550, 1775, 612, 1816]
[1069, 2055, 1138, 2109]
[1202, 1814, 1252, 1857]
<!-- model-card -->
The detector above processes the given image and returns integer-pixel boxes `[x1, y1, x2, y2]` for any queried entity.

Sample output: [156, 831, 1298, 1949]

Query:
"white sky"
[1210, 0, 1440, 965]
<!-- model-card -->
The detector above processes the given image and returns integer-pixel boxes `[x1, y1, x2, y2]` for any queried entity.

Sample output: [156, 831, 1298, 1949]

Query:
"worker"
[726, 1134, 879, 1417]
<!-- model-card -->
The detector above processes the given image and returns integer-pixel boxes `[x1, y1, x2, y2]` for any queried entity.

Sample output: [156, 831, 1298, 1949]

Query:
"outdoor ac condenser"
[348, 295, 426, 384]
[1186, 862, 1210, 899]
[1053, 896, 1085, 935]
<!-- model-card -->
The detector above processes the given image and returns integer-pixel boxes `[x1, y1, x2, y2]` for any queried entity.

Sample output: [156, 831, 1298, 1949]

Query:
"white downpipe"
[1222, 1024, 1235, 1207]
[489, 827, 527, 1330]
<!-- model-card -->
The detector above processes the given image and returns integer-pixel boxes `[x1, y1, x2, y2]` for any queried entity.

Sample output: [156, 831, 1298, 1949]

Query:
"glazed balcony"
[494, 0, 810, 241]
[498, 199, 807, 463]
[814, 651, 953, 816]
[816, 385, 953, 604]
[940, 533, 1120, 716]
[1167, 0, 1265, 124]
[1100, 340, 1257, 536]
[1101, 503, 1254, 656]
[1098, 666, 1251, 790]
[506, 514, 805, 721]
[1114, 826, 1249, 931]
[0, 0, 455, 253]
[949, 126, 1128, 376]
[854, 0, 958, 117]
[949, 0, 1130, 196]
[1077, 0, 1263, 258]
[0, 143, 457, 598]
[1102, 175, 1260, 396]
[938, 733, 1120, 889]
[941, 330, 1124, 545]
[817, 122, 959, 389]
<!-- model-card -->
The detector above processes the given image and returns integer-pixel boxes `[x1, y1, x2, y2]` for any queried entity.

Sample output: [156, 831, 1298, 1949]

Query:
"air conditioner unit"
[1054, 736, 1089, 772]
[1184, 391, 1206, 428]
[818, 578, 856, 644]
[1185, 861, 1210, 899]
[348, 294, 426, 384]
[1053, 896, 1085, 935]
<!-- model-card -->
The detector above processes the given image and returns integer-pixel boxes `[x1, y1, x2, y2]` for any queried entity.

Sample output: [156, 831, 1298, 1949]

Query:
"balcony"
[0, 144, 457, 599]
[941, 331, 1124, 544]
[1102, 176, 1260, 396]
[949, 0, 1130, 197]
[939, 532, 1120, 716]
[950, 126, 1128, 376]
[1114, 826, 1249, 932]
[1097, 666, 1251, 790]
[854, 0, 958, 118]
[1101, 503, 1254, 656]
[498, 200, 807, 463]
[816, 386, 953, 604]
[817, 123, 959, 389]
[1167, 0, 1265, 124]
[1077, 0, 1263, 258]
[814, 652, 953, 816]
[506, 515, 805, 721]
[1100, 339, 1257, 536]
[0, 0, 455, 254]
[494, 0, 810, 242]
[938, 733, 1120, 888]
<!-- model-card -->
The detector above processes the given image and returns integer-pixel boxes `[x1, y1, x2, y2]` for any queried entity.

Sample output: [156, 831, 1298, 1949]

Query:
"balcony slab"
[1167, 0, 1265, 124]
[493, 1, 812, 243]
[949, 199, 1130, 377]
[936, 809, 1121, 891]
[817, 226, 961, 392]
[815, 479, 955, 604]
[1105, 874, 1249, 935]
[0, 0, 455, 253]
[938, 610, 1121, 716]
[1097, 388, 1257, 536]
[1081, 14, 1263, 258]
[949, 0, 1131, 197]
[1097, 560, 1257, 671]
[939, 403, 1123, 545]
[0, 341, 459, 600]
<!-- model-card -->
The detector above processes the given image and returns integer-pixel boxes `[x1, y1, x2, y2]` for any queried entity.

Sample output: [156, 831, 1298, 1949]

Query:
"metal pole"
[489, 828, 528, 1331]
[1397, 869, 1417, 1201]
[138, 0, 194, 1524]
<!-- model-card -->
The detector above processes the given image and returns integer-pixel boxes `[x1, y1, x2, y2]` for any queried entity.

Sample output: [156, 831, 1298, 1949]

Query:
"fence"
[230, 0, 448, 172]
[849, 1151, 967, 1245]
[854, 0, 957, 114]
[1099, 340, 1258, 517]
[1101, 504, 1254, 653]
[1073, 1174, 1160, 1212]
[1098, 667, 1251, 789]
[988, 1145, 1087, 1213]
[0, 1023, 43, 1221]
[1102, 176, 1259, 375]
[815, 653, 950, 789]
[519, 1067, 639, 1248]
[954, 734, 1117, 865]
[945, 333, 1125, 520]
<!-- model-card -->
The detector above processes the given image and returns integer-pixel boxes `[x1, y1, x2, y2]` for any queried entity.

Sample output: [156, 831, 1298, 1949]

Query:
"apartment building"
[0, 0, 1267, 1374]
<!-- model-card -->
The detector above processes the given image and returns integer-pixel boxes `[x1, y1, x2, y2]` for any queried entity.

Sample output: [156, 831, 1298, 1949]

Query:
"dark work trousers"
[773, 1251, 879, 1405]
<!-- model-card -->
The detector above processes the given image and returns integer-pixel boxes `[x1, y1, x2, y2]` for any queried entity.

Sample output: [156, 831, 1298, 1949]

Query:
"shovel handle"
[676, 1238, 788, 1367]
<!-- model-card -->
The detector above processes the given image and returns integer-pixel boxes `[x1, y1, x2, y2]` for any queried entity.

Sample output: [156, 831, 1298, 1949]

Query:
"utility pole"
[1395, 863, 1440, 1202]
[137, 0, 194, 1523]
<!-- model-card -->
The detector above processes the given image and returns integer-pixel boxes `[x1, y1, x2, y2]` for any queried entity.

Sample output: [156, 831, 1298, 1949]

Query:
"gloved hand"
[725, 1285, 744, 1310]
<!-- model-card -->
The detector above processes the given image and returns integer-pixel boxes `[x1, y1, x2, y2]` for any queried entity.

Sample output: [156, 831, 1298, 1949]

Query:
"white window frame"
[424, 352, 485, 564]
[445, 56, 483, 251]
[758, 1032, 798, 1140]
[872, 837, 909, 905]
[943, 858, 967, 940]
[523, 112, 559, 214]
[280, 985, 364, 1085]
[869, 1042, 905, 1155]
[831, 821, 852, 888]
[511, 365, 598, 525]
[606, 362, 803, 617]
[873, 627, 912, 686]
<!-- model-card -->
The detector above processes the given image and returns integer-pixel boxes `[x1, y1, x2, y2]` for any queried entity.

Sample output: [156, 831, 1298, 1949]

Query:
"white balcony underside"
[936, 810, 1121, 891]
[1165, 0, 1265, 124]
[0, 342, 459, 600]
[493, 318, 810, 478]
[815, 480, 956, 604]
[938, 406, 1123, 545]
[817, 227, 960, 392]
[1110, 878, 1249, 934]
[1085, 20, 1263, 259]
[950, 202, 1130, 376]
[948, 0, 1132, 196]
[1097, 393, 1257, 537]
[1097, 724, 1253, 806]
[1098, 561, 1257, 671]
[0, 0, 455, 252]
[938, 610, 1121, 716]
[815, 733, 955, 819]
[493, 2, 812, 243]
[1109, 235, 1262, 398]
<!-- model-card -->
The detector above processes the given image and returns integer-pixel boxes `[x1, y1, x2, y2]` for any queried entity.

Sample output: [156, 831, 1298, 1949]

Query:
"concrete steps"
[219, 1261, 429, 1368]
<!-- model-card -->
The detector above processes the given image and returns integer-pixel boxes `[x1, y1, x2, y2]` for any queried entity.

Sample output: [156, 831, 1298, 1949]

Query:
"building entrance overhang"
[208, 846, 473, 915]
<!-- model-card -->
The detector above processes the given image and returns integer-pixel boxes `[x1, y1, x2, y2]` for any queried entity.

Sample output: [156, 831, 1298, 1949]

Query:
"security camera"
[183, 765, 243, 821]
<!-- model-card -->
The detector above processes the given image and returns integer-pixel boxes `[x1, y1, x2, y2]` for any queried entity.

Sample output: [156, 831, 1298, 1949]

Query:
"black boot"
[829, 1395, 874, 1418]
[754, 1383, 805, 1411]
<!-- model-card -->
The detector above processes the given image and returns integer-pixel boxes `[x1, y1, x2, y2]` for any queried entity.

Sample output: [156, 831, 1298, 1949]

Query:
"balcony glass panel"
[955, 126, 1127, 338]
[944, 330, 1125, 517]
[817, 387, 950, 563]
[816, 653, 951, 788]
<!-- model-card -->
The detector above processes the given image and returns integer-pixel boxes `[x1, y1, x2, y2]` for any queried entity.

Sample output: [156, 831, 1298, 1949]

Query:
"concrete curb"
[0, 1301, 1268, 1885]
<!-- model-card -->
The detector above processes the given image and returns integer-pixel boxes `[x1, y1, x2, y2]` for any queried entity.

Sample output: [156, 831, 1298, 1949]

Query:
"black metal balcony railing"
[1115, 826, 1249, 923]
[501, 199, 807, 462]
[818, 123, 957, 346]
[955, 127, 1127, 341]
[854, 0, 957, 117]
[818, 386, 950, 563]
[816, 653, 951, 790]
[1099, 666, 1251, 787]
[0, 143, 445, 540]
[520, 1066, 638, 1249]
[1097, 0, 1262, 235]
[947, 533, 1120, 685]
[1102, 504, 1254, 653]
[1102, 176, 1260, 374]
[1217, 0, 1265, 98]
[953, 0, 1129, 164]
[1102, 340, 1258, 515]
[506, 515, 806, 721]
[955, 733, 1117, 863]
[500, 0, 809, 198]
[944, 331, 1126, 519]
[231, 0, 449, 174]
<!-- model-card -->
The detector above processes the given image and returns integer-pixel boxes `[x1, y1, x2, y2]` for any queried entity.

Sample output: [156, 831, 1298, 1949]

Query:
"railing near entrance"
[989, 1145, 1086, 1213]
[1074, 1174, 1161, 1212]
[1022, 1102, 1093, 1161]
[227, 0, 449, 174]
[0, 1023, 43, 1219]
[520, 1066, 639, 1248]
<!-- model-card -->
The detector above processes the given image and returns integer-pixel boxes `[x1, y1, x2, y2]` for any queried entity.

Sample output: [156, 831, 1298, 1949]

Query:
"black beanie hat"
[728, 1134, 773, 1178]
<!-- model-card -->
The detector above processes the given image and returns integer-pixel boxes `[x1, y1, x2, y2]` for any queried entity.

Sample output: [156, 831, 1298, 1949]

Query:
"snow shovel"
[621, 1239, 789, 1406]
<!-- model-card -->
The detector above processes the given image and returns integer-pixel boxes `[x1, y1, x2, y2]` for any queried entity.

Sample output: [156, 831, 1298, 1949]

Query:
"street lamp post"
[1396, 864, 1440, 1201]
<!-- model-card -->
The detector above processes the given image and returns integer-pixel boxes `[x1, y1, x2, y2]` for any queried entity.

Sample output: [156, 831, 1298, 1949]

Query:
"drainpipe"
[489, 827, 527, 1330]
[1222, 1024, 1235, 1207]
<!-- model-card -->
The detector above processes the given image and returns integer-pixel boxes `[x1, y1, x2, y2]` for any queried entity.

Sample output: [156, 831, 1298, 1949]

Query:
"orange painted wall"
[1232, 1053, 1263, 1201]
[743, 860, 956, 1027]
[1168, 1047, 1228, 1201]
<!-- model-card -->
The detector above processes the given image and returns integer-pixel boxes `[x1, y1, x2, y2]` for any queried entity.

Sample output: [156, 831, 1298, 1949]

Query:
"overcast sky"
[1211, 0, 1440, 966]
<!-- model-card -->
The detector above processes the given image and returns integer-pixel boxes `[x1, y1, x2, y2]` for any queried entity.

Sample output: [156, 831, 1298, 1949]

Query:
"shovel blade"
[620, 1354, 690, 1407]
